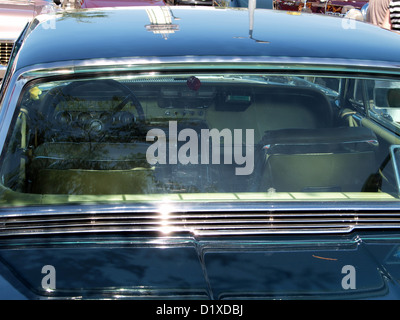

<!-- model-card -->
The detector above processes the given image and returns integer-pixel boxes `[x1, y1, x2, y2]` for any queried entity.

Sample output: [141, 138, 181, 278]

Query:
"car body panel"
[174, 0, 213, 6]
[2, 7, 400, 301]
[1, 231, 400, 299]
[220, 0, 273, 8]
[12, 7, 400, 72]
[79, 0, 166, 7]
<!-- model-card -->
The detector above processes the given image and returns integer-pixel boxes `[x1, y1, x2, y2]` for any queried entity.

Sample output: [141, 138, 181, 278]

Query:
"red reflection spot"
[187, 76, 201, 91]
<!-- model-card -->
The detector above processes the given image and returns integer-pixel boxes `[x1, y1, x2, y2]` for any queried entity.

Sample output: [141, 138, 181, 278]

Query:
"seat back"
[206, 86, 335, 144]
[29, 142, 156, 195]
[260, 127, 379, 192]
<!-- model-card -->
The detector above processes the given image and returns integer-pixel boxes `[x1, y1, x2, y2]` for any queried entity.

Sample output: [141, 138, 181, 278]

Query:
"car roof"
[80, 0, 166, 8]
[14, 7, 400, 72]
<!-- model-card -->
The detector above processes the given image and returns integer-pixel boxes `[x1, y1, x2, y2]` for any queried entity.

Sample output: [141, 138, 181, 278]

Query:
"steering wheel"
[50, 79, 144, 120]
[42, 79, 145, 140]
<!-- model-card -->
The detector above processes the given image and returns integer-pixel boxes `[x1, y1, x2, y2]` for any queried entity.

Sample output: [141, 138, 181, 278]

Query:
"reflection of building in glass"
[145, 7, 179, 39]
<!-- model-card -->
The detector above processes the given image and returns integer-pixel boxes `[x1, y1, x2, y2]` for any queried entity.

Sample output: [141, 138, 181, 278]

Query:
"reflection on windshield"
[0, 73, 399, 206]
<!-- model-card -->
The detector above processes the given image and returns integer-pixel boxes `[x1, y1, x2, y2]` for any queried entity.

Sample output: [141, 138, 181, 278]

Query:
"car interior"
[1, 74, 399, 199]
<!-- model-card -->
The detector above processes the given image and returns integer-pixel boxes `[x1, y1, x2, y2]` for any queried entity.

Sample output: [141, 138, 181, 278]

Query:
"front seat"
[259, 126, 379, 192]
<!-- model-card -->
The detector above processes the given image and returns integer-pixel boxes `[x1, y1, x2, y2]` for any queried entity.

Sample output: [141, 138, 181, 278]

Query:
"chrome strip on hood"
[1, 202, 400, 236]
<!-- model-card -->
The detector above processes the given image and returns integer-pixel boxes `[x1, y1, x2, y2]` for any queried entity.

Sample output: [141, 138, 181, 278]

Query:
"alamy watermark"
[145, 121, 255, 175]
[39, 263, 355, 293]
[41, 265, 56, 290]
[341, 264, 356, 290]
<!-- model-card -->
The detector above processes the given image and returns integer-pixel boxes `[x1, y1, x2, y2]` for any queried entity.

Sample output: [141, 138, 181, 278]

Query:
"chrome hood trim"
[1, 202, 400, 236]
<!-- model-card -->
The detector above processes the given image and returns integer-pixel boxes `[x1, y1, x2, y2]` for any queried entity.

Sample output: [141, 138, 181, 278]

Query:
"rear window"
[1, 73, 400, 206]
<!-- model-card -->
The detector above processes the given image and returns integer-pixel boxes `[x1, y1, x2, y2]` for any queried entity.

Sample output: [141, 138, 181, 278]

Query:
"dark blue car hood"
[2, 231, 400, 299]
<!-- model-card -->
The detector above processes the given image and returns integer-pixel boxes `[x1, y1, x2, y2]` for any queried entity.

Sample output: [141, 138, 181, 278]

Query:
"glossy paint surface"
[80, 0, 165, 8]
[15, 7, 400, 71]
[2, 231, 400, 299]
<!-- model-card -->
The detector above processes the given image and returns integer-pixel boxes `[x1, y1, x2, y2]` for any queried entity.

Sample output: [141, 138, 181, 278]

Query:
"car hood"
[2, 231, 400, 299]
[0, 0, 50, 40]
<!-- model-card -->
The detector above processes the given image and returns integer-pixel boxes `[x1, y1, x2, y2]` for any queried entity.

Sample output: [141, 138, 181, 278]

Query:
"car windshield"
[1, 71, 400, 206]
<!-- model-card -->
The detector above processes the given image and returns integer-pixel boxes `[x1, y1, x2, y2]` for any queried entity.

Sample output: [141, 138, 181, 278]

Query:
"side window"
[346, 79, 366, 108]
[368, 79, 400, 130]
[338, 79, 368, 119]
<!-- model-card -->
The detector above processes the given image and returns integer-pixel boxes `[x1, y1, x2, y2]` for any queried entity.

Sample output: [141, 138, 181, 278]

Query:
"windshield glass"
[1, 72, 400, 206]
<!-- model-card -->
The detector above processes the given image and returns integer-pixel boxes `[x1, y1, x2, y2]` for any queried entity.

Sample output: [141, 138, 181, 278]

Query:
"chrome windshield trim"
[15, 56, 400, 78]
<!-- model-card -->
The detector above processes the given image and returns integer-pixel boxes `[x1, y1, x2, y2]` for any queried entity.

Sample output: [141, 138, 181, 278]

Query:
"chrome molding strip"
[1, 203, 400, 236]
[391, 145, 400, 195]
[1, 201, 400, 216]
[17, 56, 400, 78]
